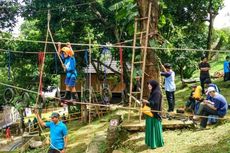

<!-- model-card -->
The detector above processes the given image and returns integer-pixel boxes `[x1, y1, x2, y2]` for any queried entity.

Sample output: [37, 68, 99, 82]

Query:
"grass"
[25, 54, 230, 153]
[115, 54, 230, 153]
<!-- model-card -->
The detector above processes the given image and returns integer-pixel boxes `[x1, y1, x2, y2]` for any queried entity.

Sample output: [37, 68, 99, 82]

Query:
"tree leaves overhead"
[0, 0, 20, 30]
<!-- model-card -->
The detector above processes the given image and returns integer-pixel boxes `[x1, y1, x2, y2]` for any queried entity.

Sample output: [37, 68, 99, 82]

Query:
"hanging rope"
[34, 8, 62, 153]
[84, 49, 89, 88]
[102, 47, 108, 85]
[7, 50, 11, 80]
[119, 45, 124, 83]
[47, 16, 65, 70]
[38, 52, 45, 95]
[54, 53, 58, 74]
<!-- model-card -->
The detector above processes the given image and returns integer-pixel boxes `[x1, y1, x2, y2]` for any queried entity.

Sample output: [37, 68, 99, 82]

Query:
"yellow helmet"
[61, 47, 74, 56]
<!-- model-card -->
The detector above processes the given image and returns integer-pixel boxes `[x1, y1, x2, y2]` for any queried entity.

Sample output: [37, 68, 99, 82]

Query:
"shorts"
[48, 148, 63, 153]
[65, 77, 76, 87]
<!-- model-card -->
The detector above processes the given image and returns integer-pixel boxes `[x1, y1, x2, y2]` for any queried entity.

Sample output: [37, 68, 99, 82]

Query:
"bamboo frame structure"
[128, 3, 152, 122]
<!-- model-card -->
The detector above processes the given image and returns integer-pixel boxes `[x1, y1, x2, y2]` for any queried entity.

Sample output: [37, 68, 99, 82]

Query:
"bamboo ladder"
[128, 3, 152, 122]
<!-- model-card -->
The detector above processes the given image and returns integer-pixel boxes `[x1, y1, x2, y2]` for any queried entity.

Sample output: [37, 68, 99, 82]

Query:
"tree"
[206, 0, 224, 58]
[136, 0, 161, 98]
[0, 0, 20, 30]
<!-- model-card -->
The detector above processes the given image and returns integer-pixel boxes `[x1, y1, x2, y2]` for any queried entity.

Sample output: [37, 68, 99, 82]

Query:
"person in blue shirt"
[160, 63, 176, 112]
[35, 111, 68, 153]
[203, 79, 221, 124]
[198, 87, 228, 128]
[58, 42, 77, 102]
[223, 56, 230, 81]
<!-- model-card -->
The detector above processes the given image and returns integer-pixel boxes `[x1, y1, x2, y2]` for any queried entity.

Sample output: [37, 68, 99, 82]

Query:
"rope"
[35, 9, 62, 153]
[102, 47, 108, 85]
[0, 48, 87, 54]
[47, 26, 65, 69]
[0, 81, 228, 121]
[1, 37, 230, 53]
[119, 45, 124, 83]
[54, 53, 58, 74]
[0, 1, 96, 12]
[7, 50, 11, 80]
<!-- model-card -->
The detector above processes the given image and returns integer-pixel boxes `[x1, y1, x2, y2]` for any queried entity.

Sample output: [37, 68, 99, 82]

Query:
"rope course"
[0, 81, 228, 121]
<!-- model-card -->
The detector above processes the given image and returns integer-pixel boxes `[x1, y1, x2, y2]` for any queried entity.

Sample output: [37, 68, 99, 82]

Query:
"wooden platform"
[121, 119, 194, 131]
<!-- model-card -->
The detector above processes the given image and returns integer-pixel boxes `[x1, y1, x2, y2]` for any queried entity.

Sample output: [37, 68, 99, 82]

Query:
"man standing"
[160, 63, 176, 112]
[199, 56, 211, 94]
[35, 112, 68, 153]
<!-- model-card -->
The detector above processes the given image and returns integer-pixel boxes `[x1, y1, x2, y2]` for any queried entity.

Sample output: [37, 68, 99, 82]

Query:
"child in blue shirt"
[58, 42, 77, 102]
[224, 56, 230, 81]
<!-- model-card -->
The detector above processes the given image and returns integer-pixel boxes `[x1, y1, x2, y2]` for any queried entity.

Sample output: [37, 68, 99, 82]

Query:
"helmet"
[61, 47, 74, 56]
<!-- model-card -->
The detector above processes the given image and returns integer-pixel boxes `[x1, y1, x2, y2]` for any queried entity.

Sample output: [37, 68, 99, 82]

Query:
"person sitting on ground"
[203, 79, 221, 124]
[35, 111, 68, 153]
[224, 56, 230, 81]
[190, 84, 204, 116]
[58, 42, 77, 102]
[184, 85, 197, 112]
[197, 87, 228, 129]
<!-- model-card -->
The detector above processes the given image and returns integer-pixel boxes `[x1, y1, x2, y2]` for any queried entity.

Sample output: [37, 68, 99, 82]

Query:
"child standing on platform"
[58, 42, 77, 102]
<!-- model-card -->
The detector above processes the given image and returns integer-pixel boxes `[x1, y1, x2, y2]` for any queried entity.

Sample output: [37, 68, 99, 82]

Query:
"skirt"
[145, 116, 164, 149]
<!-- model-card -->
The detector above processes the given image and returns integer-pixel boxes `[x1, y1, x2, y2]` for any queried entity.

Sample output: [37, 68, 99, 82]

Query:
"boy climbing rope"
[58, 42, 77, 102]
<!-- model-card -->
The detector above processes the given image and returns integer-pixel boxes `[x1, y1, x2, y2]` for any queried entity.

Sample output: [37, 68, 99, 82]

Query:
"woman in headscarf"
[142, 80, 164, 149]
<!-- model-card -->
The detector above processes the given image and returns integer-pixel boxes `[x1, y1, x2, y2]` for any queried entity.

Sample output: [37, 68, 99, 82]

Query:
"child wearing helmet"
[58, 42, 77, 102]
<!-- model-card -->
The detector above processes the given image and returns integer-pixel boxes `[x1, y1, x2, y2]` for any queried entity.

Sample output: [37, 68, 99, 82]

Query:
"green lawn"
[25, 54, 230, 153]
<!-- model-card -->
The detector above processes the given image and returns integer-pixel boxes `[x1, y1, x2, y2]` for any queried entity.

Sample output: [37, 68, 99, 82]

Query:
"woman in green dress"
[142, 80, 164, 149]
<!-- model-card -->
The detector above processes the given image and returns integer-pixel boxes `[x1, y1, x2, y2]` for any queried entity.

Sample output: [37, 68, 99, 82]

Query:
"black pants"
[48, 148, 63, 153]
[166, 91, 175, 112]
[224, 72, 230, 81]
[200, 76, 210, 94]
[199, 105, 218, 128]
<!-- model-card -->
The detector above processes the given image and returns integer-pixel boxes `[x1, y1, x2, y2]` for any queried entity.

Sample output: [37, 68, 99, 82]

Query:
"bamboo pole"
[139, 2, 152, 123]
[128, 18, 138, 122]
[88, 33, 92, 124]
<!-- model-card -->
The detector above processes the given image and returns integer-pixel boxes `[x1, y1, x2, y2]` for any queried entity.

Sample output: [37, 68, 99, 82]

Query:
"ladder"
[128, 3, 152, 122]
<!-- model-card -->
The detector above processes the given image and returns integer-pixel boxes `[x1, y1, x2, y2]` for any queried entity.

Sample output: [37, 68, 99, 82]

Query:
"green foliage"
[0, 0, 20, 30]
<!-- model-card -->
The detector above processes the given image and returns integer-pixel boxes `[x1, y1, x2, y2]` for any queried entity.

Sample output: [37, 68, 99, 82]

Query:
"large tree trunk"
[137, 0, 161, 99]
[206, 0, 217, 59]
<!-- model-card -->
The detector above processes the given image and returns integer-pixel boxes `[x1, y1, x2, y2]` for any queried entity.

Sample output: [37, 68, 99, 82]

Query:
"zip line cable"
[0, 1, 96, 12]
[0, 37, 230, 53]
[0, 48, 87, 54]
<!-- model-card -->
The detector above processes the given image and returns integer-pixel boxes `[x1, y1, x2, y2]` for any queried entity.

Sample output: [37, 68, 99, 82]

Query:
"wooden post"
[128, 18, 138, 122]
[128, 3, 152, 123]
[139, 2, 152, 123]
[88, 33, 92, 124]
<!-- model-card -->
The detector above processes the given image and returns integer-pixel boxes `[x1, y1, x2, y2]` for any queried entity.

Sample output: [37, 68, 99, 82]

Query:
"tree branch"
[92, 59, 121, 76]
